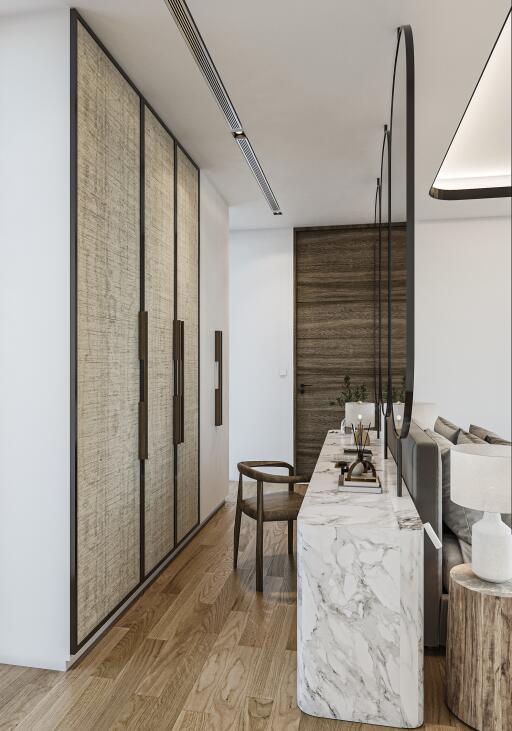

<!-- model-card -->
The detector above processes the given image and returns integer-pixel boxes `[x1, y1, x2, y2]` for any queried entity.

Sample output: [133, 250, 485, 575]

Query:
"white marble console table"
[297, 430, 423, 728]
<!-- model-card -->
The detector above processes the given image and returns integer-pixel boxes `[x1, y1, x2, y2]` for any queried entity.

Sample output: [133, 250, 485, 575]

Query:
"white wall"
[229, 229, 294, 480]
[200, 173, 230, 517]
[415, 216, 511, 438]
[0, 9, 70, 670]
[228, 215, 511, 476]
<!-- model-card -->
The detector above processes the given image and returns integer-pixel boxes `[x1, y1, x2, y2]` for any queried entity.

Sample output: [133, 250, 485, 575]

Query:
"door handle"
[138, 311, 148, 460]
[423, 522, 442, 550]
[173, 320, 185, 445]
[298, 383, 312, 395]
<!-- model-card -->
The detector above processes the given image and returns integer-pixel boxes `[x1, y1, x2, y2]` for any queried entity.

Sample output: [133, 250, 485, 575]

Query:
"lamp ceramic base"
[472, 512, 512, 583]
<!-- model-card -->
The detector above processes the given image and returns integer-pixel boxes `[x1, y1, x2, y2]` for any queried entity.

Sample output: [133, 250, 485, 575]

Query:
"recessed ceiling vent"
[163, 0, 282, 215]
[234, 134, 281, 214]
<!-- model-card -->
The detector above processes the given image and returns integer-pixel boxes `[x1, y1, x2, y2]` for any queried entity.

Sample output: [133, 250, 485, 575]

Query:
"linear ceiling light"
[163, 0, 282, 215]
[430, 10, 511, 200]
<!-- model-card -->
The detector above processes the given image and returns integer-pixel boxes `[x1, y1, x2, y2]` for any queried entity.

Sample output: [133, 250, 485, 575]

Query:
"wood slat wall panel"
[295, 225, 406, 475]
[76, 21, 140, 644]
[144, 107, 175, 575]
[176, 149, 199, 542]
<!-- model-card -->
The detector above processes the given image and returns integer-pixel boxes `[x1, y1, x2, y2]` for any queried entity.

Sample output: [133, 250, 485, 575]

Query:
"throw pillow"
[485, 434, 512, 446]
[469, 423, 491, 440]
[457, 430, 486, 445]
[470, 423, 511, 445]
[427, 428, 481, 545]
[434, 416, 460, 444]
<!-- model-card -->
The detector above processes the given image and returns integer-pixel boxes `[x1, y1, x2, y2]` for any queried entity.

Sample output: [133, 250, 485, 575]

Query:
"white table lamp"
[392, 402, 405, 432]
[344, 401, 375, 429]
[451, 444, 512, 583]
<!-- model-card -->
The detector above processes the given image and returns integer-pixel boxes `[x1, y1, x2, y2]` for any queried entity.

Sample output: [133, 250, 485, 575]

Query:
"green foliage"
[329, 375, 370, 407]
[385, 375, 406, 404]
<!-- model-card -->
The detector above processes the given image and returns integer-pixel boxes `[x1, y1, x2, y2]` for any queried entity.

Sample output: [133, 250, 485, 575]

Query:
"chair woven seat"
[242, 491, 303, 522]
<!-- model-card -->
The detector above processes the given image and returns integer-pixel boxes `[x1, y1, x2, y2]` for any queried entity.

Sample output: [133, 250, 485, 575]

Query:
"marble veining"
[297, 430, 423, 728]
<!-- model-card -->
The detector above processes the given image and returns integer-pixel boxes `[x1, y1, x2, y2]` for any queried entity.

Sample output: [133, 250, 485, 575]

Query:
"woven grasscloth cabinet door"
[143, 107, 175, 575]
[72, 11, 200, 652]
[75, 20, 141, 646]
[176, 148, 200, 542]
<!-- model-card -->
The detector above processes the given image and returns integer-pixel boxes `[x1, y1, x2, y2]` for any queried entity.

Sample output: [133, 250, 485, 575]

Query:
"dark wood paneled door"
[294, 225, 405, 475]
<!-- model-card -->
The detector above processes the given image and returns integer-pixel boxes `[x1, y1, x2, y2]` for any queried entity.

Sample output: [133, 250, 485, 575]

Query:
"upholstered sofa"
[386, 414, 511, 647]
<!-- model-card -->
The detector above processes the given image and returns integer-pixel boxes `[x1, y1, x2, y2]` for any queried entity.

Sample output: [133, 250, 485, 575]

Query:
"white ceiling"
[1, 0, 511, 228]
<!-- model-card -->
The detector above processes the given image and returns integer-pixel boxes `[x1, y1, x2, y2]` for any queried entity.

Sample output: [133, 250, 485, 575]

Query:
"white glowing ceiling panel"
[431, 11, 511, 200]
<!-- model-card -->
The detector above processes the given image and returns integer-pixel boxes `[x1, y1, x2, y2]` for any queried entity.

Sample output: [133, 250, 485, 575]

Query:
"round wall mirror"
[389, 25, 415, 439]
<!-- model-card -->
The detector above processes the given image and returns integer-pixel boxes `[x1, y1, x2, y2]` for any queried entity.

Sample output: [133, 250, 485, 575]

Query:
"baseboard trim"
[67, 499, 226, 670]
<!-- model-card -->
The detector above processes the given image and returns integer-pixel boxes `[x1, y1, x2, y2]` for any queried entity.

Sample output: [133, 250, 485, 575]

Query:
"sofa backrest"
[386, 415, 443, 647]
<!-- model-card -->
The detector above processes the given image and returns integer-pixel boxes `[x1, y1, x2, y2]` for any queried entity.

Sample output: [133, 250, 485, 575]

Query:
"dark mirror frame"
[373, 176, 380, 413]
[377, 126, 392, 420]
[388, 24, 415, 441]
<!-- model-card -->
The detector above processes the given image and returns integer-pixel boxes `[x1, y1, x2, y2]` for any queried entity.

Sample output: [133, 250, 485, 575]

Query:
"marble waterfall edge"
[297, 430, 423, 728]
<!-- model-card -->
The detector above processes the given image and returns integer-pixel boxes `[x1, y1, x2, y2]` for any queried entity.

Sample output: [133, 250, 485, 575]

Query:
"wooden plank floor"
[0, 485, 470, 730]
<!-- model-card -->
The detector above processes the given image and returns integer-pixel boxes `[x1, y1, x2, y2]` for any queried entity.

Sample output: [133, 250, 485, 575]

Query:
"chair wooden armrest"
[234, 460, 311, 592]
[237, 461, 311, 485]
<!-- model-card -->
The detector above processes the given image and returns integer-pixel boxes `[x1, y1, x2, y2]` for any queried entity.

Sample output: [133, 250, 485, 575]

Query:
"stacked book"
[338, 473, 382, 494]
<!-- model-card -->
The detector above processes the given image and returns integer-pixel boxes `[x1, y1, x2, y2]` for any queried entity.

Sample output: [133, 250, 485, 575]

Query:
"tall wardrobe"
[71, 12, 200, 651]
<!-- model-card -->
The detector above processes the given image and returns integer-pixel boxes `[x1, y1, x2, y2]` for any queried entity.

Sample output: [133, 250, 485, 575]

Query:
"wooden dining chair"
[234, 461, 311, 592]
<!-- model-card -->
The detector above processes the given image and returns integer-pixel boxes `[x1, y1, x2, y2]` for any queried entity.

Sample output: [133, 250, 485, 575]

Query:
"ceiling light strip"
[163, 0, 282, 214]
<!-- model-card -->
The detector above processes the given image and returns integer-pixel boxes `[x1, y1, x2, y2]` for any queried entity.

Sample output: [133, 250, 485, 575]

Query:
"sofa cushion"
[469, 423, 492, 440]
[442, 525, 464, 592]
[485, 434, 512, 446]
[427, 427, 480, 545]
[470, 423, 511, 445]
[402, 422, 442, 533]
[425, 428, 451, 496]
[457, 429, 486, 445]
[459, 539, 472, 564]
[434, 416, 460, 444]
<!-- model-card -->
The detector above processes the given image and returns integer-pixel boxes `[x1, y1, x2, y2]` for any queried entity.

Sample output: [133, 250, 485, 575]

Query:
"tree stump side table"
[446, 564, 512, 731]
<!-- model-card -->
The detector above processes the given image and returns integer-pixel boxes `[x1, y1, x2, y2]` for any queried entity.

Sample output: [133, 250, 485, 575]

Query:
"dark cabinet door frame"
[70, 9, 200, 654]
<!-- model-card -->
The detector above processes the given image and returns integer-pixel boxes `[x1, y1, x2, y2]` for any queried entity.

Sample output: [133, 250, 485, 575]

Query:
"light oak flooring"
[0, 486, 470, 730]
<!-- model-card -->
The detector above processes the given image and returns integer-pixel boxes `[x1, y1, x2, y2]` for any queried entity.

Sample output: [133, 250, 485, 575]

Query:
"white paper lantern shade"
[345, 402, 375, 429]
[393, 402, 405, 431]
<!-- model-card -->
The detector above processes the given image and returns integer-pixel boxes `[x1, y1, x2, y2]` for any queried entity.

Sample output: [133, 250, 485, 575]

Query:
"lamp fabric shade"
[451, 444, 512, 515]
[345, 402, 375, 428]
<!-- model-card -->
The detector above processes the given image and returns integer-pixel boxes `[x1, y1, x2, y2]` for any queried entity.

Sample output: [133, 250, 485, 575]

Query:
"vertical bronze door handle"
[138, 311, 148, 460]
[173, 319, 185, 445]
[214, 330, 223, 426]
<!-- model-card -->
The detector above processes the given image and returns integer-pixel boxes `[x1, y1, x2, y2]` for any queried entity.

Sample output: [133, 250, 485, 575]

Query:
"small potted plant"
[330, 375, 375, 433]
